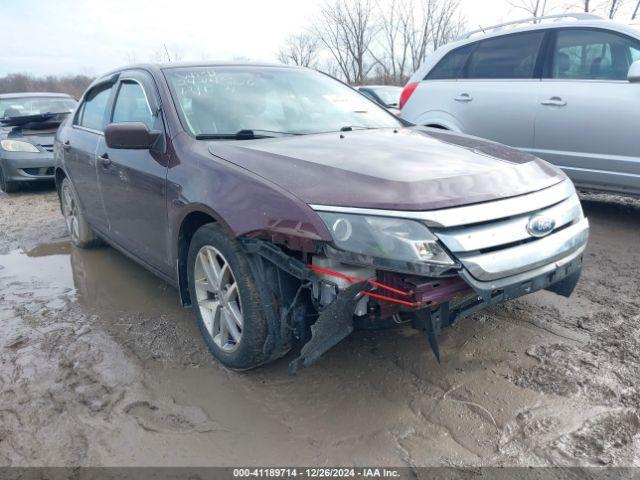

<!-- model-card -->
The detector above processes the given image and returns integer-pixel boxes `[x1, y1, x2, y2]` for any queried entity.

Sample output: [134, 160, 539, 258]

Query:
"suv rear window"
[426, 44, 474, 80]
[465, 31, 546, 79]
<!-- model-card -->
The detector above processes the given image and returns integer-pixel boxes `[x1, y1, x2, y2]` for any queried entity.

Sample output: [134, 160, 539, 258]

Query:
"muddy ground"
[0, 185, 639, 468]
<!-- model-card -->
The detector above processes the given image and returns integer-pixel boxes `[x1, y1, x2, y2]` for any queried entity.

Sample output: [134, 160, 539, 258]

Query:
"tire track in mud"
[498, 195, 640, 466]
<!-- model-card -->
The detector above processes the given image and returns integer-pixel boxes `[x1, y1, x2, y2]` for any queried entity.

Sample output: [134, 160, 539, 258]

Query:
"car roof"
[0, 92, 74, 99]
[407, 17, 640, 83]
[450, 18, 639, 50]
[88, 61, 308, 90]
[101, 61, 301, 77]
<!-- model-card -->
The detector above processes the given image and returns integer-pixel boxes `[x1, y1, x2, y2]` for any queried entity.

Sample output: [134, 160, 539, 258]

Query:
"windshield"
[369, 86, 402, 106]
[0, 96, 76, 118]
[164, 66, 402, 137]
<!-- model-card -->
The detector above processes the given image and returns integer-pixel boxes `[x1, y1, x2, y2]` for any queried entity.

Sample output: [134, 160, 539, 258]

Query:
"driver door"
[96, 70, 171, 275]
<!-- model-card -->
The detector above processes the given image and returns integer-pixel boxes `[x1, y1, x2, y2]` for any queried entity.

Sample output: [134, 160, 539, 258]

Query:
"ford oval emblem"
[527, 215, 556, 238]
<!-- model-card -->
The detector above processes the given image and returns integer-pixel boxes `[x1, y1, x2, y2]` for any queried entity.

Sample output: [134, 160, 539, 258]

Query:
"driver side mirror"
[105, 122, 161, 149]
[628, 60, 640, 83]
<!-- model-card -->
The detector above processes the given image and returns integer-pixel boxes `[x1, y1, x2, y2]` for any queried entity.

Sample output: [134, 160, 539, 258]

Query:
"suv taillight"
[399, 82, 419, 110]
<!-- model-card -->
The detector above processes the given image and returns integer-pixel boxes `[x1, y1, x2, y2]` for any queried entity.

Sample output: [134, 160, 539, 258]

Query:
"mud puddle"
[1, 190, 639, 467]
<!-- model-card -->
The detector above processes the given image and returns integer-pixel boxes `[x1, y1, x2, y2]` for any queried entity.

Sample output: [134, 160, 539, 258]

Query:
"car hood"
[208, 127, 566, 211]
[1, 125, 56, 147]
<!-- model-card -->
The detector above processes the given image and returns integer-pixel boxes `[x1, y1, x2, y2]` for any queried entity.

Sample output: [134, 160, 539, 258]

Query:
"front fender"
[167, 135, 332, 265]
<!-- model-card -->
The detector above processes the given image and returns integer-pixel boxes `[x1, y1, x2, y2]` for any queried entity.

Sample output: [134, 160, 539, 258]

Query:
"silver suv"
[400, 14, 640, 196]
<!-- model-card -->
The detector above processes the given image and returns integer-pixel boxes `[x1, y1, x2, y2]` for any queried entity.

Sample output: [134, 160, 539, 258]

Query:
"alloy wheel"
[194, 245, 244, 352]
[61, 184, 80, 243]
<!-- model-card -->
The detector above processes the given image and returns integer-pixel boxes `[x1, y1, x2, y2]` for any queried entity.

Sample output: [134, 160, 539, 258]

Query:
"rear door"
[96, 70, 171, 274]
[451, 30, 547, 151]
[401, 42, 476, 129]
[534, 27, 640, 194]
[64, 80, 117, 233]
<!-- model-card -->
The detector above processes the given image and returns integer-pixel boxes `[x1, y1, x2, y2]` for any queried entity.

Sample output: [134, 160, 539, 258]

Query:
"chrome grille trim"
[456, 218, 589, 281]
[434, 193, 583, 253]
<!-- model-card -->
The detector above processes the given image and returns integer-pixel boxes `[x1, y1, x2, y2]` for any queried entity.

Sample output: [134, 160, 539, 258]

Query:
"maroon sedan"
[54, 63, 589, 372]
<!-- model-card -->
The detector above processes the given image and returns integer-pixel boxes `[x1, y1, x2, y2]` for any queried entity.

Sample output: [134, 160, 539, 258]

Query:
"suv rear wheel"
[60, 177, 101, 248]
[187, 223, 271, 370]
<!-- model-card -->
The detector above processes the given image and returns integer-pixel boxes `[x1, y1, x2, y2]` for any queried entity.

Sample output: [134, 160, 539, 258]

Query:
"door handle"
[541, 97, 567, 107]
[63, 140, 71, 152]
[99, 153, 112, 167]
[454, 93, 473, 102]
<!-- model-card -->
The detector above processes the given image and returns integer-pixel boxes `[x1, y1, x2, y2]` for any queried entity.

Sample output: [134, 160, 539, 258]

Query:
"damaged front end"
[242, 179, 589, 373]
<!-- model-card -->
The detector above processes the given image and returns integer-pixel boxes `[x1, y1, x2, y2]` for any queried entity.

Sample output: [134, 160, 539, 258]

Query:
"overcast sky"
[0, 0, 635, 77]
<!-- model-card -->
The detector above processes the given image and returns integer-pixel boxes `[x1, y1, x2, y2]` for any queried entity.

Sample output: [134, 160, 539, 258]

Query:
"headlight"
[0, 140, 40, 153]
[317, 212, 455, 269]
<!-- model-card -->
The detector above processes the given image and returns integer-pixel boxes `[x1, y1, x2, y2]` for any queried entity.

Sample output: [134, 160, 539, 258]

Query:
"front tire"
[0, 165, 18, 193]
[60, 177, 100, 248]
[187, 223, 272, 370]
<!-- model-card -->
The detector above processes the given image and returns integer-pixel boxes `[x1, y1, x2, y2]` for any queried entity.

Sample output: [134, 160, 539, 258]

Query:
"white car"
[400, 13, 640, 196]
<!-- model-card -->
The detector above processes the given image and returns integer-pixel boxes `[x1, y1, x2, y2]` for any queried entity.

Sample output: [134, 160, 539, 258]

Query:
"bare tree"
[566, 0, 629, 17]
[313, 0, 377, 84]
[151, 45, 182, 63]
[369, 0, 412, 84]
[300, 0, 466, 84]
[606, 0, 626, 17]
[407, 0, 466, 72]
[277, 33, 320, 67]
[507, 0, 557, 20]
[427, 0, 466, 50]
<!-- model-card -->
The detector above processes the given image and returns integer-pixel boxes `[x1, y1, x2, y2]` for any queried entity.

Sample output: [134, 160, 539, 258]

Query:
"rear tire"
[60, 177, 101, 248]
[187, 223, 273, 370]
[0, 165, 18, 193]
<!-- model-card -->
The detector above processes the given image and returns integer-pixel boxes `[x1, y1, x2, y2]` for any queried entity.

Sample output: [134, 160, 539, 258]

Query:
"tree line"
[508, 0, 638, 19]
[0, 73, 93, 99]
[278, 0, 466, 86]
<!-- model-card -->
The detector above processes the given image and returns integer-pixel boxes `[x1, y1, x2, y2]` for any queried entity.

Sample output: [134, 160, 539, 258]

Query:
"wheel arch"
[55, 167, 67, 193]
[176, 206, 232, 307]
[410, 110, 463, 133]
[54, 167, 69, 212]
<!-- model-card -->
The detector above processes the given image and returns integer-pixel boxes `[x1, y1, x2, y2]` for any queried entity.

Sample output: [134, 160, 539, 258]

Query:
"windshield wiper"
[196, 129, 302, 140]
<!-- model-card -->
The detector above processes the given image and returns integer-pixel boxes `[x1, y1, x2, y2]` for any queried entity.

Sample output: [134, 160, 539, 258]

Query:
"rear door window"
[551, 28, 640, 80]
[77, 84, 113, 131]
[465, 31, 546, 79]
[427, 43, 475, 80]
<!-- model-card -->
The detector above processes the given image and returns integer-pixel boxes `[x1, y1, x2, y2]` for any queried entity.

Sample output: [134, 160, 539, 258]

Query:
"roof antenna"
[163, 44, 172, 62]
[478, 25, 486, 34]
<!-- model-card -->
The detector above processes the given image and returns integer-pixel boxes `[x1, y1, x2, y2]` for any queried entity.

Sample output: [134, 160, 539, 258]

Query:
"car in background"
[357, 85, 402, 114]
[55, 62, 587, 372]
[400, 14, 640, 196]
[0, 93, 76, 193]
